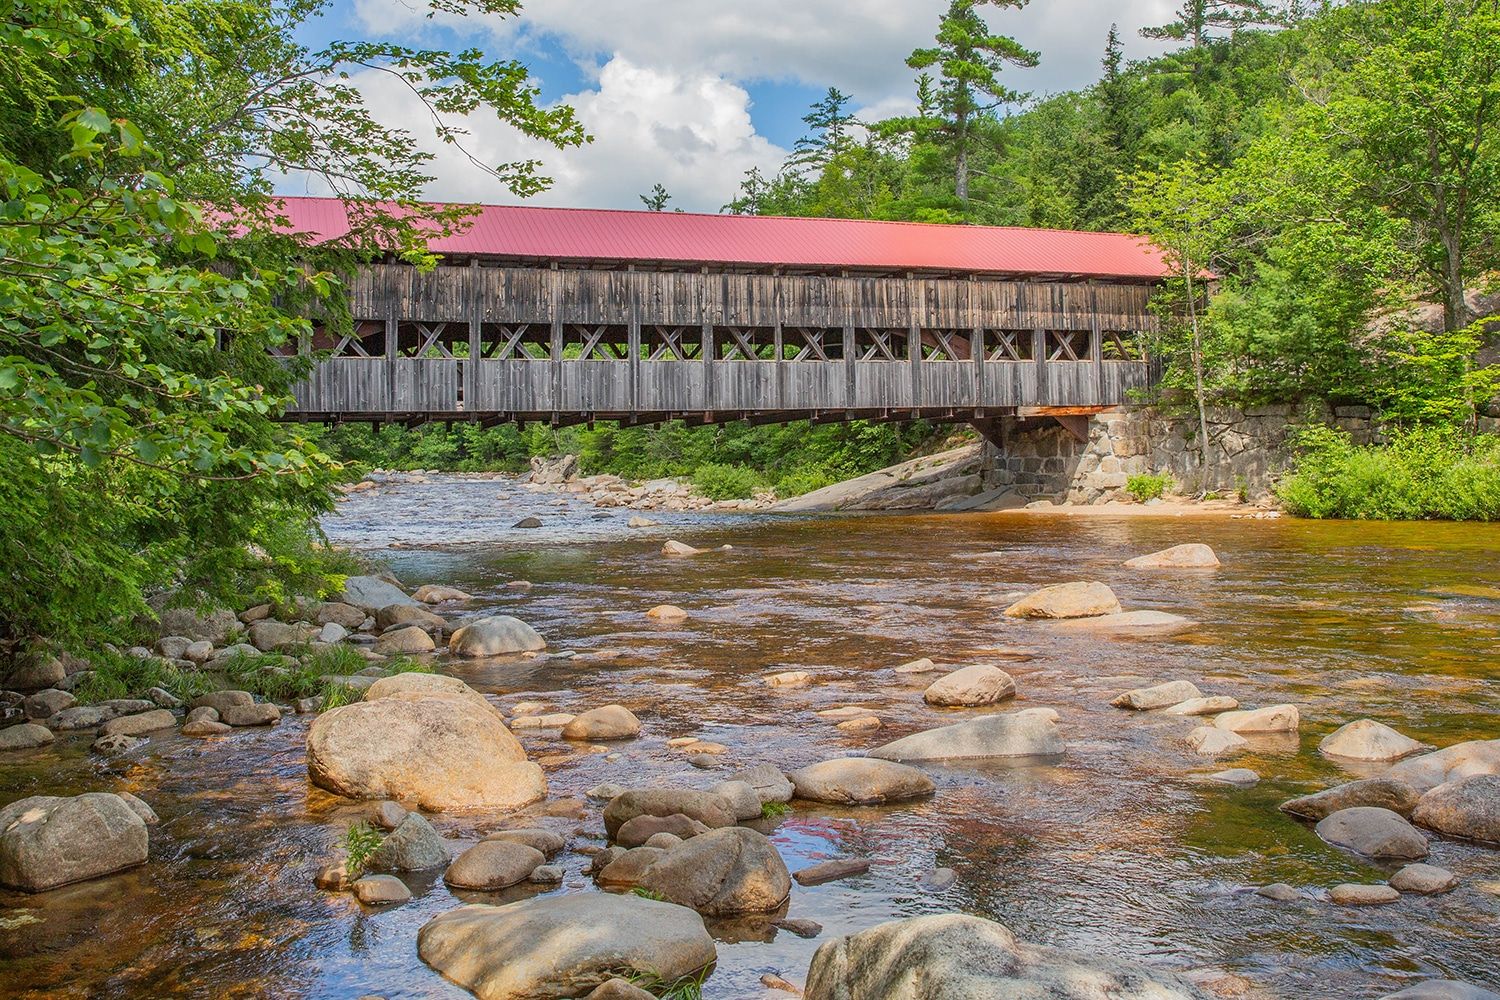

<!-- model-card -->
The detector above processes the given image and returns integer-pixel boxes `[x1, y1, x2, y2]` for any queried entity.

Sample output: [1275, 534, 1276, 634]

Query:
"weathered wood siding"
[291, 264, 1156, 419]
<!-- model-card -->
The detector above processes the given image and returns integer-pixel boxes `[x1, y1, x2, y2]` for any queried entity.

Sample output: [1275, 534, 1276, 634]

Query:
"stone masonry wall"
[981, 403, 1380, 503]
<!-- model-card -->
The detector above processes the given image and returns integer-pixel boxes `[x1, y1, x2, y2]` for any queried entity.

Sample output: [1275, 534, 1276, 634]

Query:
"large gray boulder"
[1412, 775, 1500, 843]
[788, 758, 936, 805]
[444, 841, 546, 890]
[869, 711, 1063, 762]
[418, 894, 716, 1000]
[1315, 807, 1429, 860]
[1389, 741, 1500, 793]
[732, 763, 795, 805]
[449, 616, 547, 657]
[366, 813, 450, 871]
[1280, 777, 1423, 821]
[0, 723, 56, 751]
[156, 606, 239, 644]
[602, 789, 736, 839]
[307, 687, 545, 812]
[638, 827, 792, 916]
[922, 665, 1016, 707]
[365, 672, 501, 720]
[3, 652, 66, 691]
[804, 913, 1212, 1000]
[1319, 719, 1424, 762]
[339, 575, 418, 613]
[0, 792, 149, 891]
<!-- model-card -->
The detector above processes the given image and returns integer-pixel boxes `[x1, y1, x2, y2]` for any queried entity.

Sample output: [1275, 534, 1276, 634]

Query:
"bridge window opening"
[1045, 329, 1090, 362]
[564, 324, 630, 360]
[783, 327, 844, 361]
[396, 321, 463, 359]
[919, 328, 972, 361]
[480, 322, 550, 360]
[985, 328, 1034, 362]
[855, 328, 911, 362]
[714, 326, 777, 360]
[1102, 329, 1145, 361]
[309, 319, 386, 358]
[643, 325, 703, 361]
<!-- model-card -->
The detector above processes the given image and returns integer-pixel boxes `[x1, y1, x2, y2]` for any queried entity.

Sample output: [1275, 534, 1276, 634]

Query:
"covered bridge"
[274, 197, 1170, 432]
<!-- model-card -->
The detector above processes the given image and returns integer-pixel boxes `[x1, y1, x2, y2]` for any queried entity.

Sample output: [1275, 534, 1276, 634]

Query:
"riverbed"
[3, 474, 1499, 999]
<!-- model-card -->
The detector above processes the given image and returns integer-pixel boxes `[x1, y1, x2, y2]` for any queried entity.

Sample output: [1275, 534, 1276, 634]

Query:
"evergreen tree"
[1141, 0, 1284, 50]
[640, 183, 673, 211]
[791, 88, 858, 175]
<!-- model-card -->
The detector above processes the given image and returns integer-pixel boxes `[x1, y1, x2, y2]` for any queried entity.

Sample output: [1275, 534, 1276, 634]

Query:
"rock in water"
[587, 980, 658, 1000]
[376, 604, 448, 632]
[306, 688, 546, 812]
[1213, 704, 1299, 733]
[1411, 775, 1500, 843]
[1123, 543, 1220, 569]
[375, 625, 436, 655]
[1386, 740, 1500, 793]
[1320, 719, 1425, 762]
[1388, 863, 1458, 895]
[0, 793, 149, 891]
[340, 576, 418, 612]
[1379, 981, 1500, 999]
[561, 705, 641, 741]
[444, 841, 546, 890]
[413, 585, 474, 604]
[645, 605, 689, 622]
[449, 616, 547, 657]
[639, 827, 792, 915]
[1279, 777, 1422, 820]
[922, 665, 1016, 707]
[661, 539, 705, 557]
[1186, 727, 1247, 755]
[601, 790, 736, 839]
[868, 711, 1063, 762]
[1315, 807, 1428, 860]
[417, 894, 716, 1000]
[1053, 611, 1195, 635]
[366, 673, 502, 721]
[354, 874, 412, 905]
[711, 780, 766, 821]
[803, 913, 1212, 1000]
[1111, 680, 1203, 711]
[731, 763, 795, 805]
[366, 813, 450, 872]
[1164, 696, 1239, 716]
[1330, 883, 1400, 906]
[0, 724, 55, 751]
[787, 759, 936, 805]
[1002, 581, 1122, 619]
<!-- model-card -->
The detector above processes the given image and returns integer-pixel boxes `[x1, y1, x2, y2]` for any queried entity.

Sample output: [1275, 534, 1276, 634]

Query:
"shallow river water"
[3, 475, 1499, 999]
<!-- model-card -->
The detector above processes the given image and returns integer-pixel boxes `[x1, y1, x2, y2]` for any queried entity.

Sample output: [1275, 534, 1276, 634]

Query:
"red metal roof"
[264, 196, 1171, 280]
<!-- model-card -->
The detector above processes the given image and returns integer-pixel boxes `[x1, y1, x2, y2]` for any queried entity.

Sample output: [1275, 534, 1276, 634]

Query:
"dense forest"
[3, 0, 1498, 653]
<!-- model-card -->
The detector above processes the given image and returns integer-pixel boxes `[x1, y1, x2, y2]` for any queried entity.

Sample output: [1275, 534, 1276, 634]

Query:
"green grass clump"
[342, 821, 383, 877]
[624, 965, 712, 1000]
[1278, 425, 1500, 521]
[71, 648, 219, 704]
[691, 463, 762, 501]
[760, 801, 791, 819]
[1125, 471, 1174, 503]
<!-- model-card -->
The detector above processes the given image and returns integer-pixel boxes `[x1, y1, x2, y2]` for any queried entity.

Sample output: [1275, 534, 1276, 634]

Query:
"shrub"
[342, 821, 383, 877]
[773, 466, 838, 498]
[1126, 472, 1174, 503]
[692, 463, 761, 501]
[1277, 425, 1500, 521]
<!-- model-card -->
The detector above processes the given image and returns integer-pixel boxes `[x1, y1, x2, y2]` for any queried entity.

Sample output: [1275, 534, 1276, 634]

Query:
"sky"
[288, 0, 1181, 213]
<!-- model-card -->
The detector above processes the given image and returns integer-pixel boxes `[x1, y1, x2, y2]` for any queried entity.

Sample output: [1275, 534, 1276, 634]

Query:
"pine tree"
[640, 183, 672, 211]
[791, 88, 858, 175]
[1141, 0, 1283, 51]
[905, 0, 1039, 203]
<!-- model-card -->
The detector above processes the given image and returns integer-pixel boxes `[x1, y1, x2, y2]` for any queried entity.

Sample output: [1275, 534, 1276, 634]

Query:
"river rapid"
[3, 473, 1499, 999]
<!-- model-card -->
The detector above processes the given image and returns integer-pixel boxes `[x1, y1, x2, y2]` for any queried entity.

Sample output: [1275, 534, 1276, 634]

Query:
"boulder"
[376, 604, 448, 632]
[340, 576, 418, 613]
[788, 758, 936, 805]
[444, 841, 546, 890]
[1207, 768, 1259, 786]
[117, 792, 158, 826]
[1186, 726, 1247, 755]
[372, 800, 408, 831]
[868, 711, 1063, 762]
[595, 846, 667, 887]
[220, 702, 281, 727]
[1110, 680, 1202, 711]
[1388, 863, 1458, 895]
[1320, 719, 1424, 762]
[711, 780, 765, 821]
[587, 980, 657, 1000]
[417, 894, 716, 1000]
[803, 913, 1212, 1000]
[602, 790, 736, 839]
[449, 616, 547, 657]
[317, 622, 349, 645]
[156, 606, 239, 645]
[248, 620, 313, 651]
[0, 723, 55, 751]
[3, 653, 66, 691]
[366, 672, 499, 720]
[1280, 778, 1423, 821]
[183, 640, 214, 663]
[315, 602, 368, 629]
[1002, 581, 1122, 619]
[1388, 740, 1500, 793]
[23, 689, 75, 720]
[732, 763, 795, 805]
[98, 709, 176, 738]
[1054, 611, 1196, 636]
[766, 670, 812, 688]
[1380, 982, 1500, 999]
[1315, 807, 1428, 860]
[561, 705, 641, 741]
[661, 540, 705, 557]
[375, 625, 436, 655]
[529, 864, 564, 885]
[414, 585, 473, 604]
[354, 874, 412, 905]
[639, 827, 791, 915]
[616, 814, 710, 848]
[1213, 704, 1299, 733]
[893, 658, 940, 674]
[922, 665, 1016, 707]
[182, 719, 231, 737]
[1163, 696, 1239, 716]
[1330, 883, 1400, 906]
[1411, 775, 1500, 843]
[513, 516, 543, 529]
[482, 828, 564, 857]
[1123, 543, 1220, 569]
[366, 813, 450, 872]
[93, 732, 145, 755]
[645, 605, 689, 622]
[306, 692, 546, 812]
[0, 793, 149, 891]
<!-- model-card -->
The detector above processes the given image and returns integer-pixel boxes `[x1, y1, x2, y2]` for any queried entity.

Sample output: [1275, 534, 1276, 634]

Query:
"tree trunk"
[955, 108, 970, 204]
[1441, 224, 1470, 333]
[1183, 256, 1214, 495]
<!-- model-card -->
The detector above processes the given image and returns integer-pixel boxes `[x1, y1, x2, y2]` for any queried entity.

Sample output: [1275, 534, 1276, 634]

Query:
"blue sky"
[289, 0, 1178, 211]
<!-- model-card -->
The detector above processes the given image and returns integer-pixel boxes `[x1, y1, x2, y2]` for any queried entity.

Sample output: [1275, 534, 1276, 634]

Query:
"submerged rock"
[0, 792, 149, 891]
[787, 758, 936, 805]
[1315, 807, 1428, 860]
[1111, 680, 1202, 711]
[922, 664, 1016, 707]
[1280, 777, 1423, 821]
[417, 894, 716, 1000]
[448, 616, 547, 657]
[868, 710, 1063, 762]
[638, 827, 792, 915]
[1319, 719, 1424, 762]
[1003, 581, 1122, 619]
[645, 605, 689, 622]
[1056, 611, 1196, 635]
[803, 913, 1212, 1000]
[1411, 775, 1500, 843]
[1123, 543, 1220, 569]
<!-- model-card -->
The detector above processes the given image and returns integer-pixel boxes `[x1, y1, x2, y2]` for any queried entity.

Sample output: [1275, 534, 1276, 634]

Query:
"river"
[3, 473, 1498, 999]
